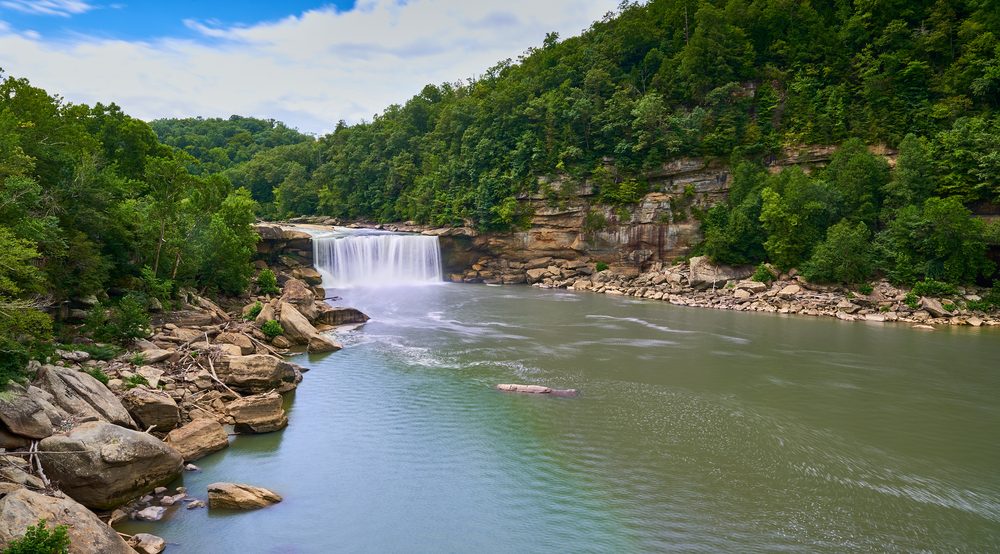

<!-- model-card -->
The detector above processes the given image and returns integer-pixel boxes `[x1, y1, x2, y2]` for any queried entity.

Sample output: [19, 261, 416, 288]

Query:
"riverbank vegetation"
[0, 72, 260, 389]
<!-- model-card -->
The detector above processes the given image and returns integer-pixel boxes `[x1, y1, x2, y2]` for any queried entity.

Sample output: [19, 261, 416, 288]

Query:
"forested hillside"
[191, 0, 998, 228]
[0, 72, 260, 385]
[160, 0, 998, 288]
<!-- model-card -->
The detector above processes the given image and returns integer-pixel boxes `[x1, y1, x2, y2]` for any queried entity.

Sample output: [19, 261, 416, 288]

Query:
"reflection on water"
[120, 284, 1000, 552]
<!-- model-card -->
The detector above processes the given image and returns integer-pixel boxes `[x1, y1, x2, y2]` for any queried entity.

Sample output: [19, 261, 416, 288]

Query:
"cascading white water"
[312, 230, 443, 288]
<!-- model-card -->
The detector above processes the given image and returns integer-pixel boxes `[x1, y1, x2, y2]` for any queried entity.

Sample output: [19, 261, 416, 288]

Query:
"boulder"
[121, 388, 179, 432]
[735, 280, 768, 293]
[217, 355, 296, 394]
[136, 366, 164, 388]
[134, 506, 165, 521]
[688, 256, 754, 289]
[164, 418, 229, 462]
[0, 386, 54, 439]
[33, 365, 136, 428]
[0, 488, 136, 553]
[920, 297, 953, 318]
[215, 332, 254, 355]
[279, 278, 315, 306]
[130, 533, 166, 554]
[254, 302, 277, 326]
[207, 483, 282, 510]
[0, 456, 45, 489]
[0, 427, 30, 449]
[227, 392, 288, 434]
[38, 422, 183, 510]
[277, 302, 317, 344]
[495, 383, 579, 397]
[778, 284, 802, 298]
[142, 349, 175, 364]
[291, 267, 323, 285]
[315, 306, 370, 327]
[308, 333, 342, 354]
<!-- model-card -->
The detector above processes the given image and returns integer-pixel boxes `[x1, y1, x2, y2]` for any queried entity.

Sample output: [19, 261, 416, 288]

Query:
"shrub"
[1, 518, 70, 554]
[0, 337, 30, 391]
[583, 210, 607, 234]
[904, 292, 920, 309]
[595, 261, 610, 272]
[261, 319, 284, 339]
[751, 263, 774, 283]
[911, 279, 959, 297]
[85, 367, 109, 385]
[85, 294, 151, 345]
[64, 343, 121, 361]
[124, 374, 149, 390]
[244, 301, 263, 321]
[257, 269, 280, 295]
[858, 283, 874, 295]
[129, 353, 147, 366]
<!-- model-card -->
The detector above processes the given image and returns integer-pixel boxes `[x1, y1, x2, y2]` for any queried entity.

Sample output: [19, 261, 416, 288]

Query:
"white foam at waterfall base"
[313, 232, 443, 288]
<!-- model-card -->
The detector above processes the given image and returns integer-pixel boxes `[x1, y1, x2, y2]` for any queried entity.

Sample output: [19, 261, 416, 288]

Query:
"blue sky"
[1, 1, 357, 40]
[0, 0, 618, 134]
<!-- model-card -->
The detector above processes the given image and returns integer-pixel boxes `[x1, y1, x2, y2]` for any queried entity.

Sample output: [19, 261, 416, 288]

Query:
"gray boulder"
[0, 385, 53, 439]
[0, 488, 136, 553]
[121, 388, 180, 432]
[688, 256, 754, 289]
[33, 365, 136, 428]
[38, 422, 183, 510]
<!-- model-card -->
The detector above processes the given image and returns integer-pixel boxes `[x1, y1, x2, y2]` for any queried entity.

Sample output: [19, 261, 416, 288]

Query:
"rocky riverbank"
[0, 276, 366, 552]
[465, 254, 1000, 328]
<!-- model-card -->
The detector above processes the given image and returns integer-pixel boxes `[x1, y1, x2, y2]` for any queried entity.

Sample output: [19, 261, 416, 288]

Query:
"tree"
[803, 220, 875, 284]
[759, 168, 842, 270]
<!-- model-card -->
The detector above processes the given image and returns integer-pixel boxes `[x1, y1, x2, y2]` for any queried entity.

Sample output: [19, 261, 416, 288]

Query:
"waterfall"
[312, 230, 443, 288]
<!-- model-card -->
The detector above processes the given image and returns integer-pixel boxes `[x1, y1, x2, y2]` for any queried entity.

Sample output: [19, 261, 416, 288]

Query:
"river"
[118, 280, 1000, 552]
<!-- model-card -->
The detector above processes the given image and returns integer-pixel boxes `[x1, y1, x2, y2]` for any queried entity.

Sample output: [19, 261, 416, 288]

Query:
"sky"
[0, 0, 620, 134]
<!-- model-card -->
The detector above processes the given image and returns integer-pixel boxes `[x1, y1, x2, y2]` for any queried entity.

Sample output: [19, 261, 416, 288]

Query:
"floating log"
[495, 384, 579, 397]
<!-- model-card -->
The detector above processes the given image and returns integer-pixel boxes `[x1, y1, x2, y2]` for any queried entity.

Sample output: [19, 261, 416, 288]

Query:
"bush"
[802, 220, 875, 284]
[85, 294, 151, 345]
[1, 519, 70, 554]
[63, 343, 121, 361]
[911, 279, 959, 297]
[858, 283, 874, 295]
[129, 353, 147, 366]
[595, 261, 610, 272]
[583, 210, 607, 234]
[257, 269, 280, 295]
[124, 374, 149, 390]
[244, 301, 263, 321]
[261, 319, 284, 339]
[0, 336, 30, 391]
[85, 367, 109, 385]
[751, 263, 774, 283]
[904, 292, 920, 309]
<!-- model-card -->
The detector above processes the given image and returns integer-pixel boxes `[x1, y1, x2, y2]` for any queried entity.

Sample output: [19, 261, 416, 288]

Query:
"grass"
[123, 374, 149, 390]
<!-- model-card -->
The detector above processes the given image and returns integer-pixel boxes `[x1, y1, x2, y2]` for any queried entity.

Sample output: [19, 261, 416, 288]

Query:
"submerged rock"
[495, 384, 579, 397]
[207, 482, 282, 510]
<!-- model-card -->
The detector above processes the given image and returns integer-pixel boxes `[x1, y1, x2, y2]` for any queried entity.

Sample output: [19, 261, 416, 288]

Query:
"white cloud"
[0, 0, 619, 134]
[1, 0, 94, 17]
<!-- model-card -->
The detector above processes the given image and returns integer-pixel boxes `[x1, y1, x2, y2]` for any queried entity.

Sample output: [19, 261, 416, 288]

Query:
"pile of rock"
[452, 256, 597, 287]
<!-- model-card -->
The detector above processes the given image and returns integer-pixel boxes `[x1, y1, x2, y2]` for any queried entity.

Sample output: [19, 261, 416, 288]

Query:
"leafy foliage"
[257, 269, 280, 295]
[802, 220, 875, 284]
[911, 279, 959, 298]
[261, 319, 284, 339]
[244, 301, 263, 321]
[85, 295, 151, 345]
[1, 519, 70, 554]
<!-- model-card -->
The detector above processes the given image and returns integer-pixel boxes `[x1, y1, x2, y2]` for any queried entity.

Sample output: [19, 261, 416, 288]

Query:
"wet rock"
[207, 482, 282, 510]
[228, 391, 288, 434]
[0, 488, 136, 553]
[314, 306, 370, 327]
[307, 333, 342, 354]
[121, 388, 180, 432]
[33, 365, 136, 428]
[130, 533, 166, 554]
[495, 383, 579, 397]
[165, 418, 229, 462]
[134, 506, 166, 522]
[38, 422, 183, 510]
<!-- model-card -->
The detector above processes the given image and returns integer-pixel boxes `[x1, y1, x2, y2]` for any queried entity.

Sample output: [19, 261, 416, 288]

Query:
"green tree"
[803, 220, 875, 284]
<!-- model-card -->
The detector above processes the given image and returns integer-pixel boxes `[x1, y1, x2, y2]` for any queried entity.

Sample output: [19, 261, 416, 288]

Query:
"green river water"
[120, 283, 1000, 552]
